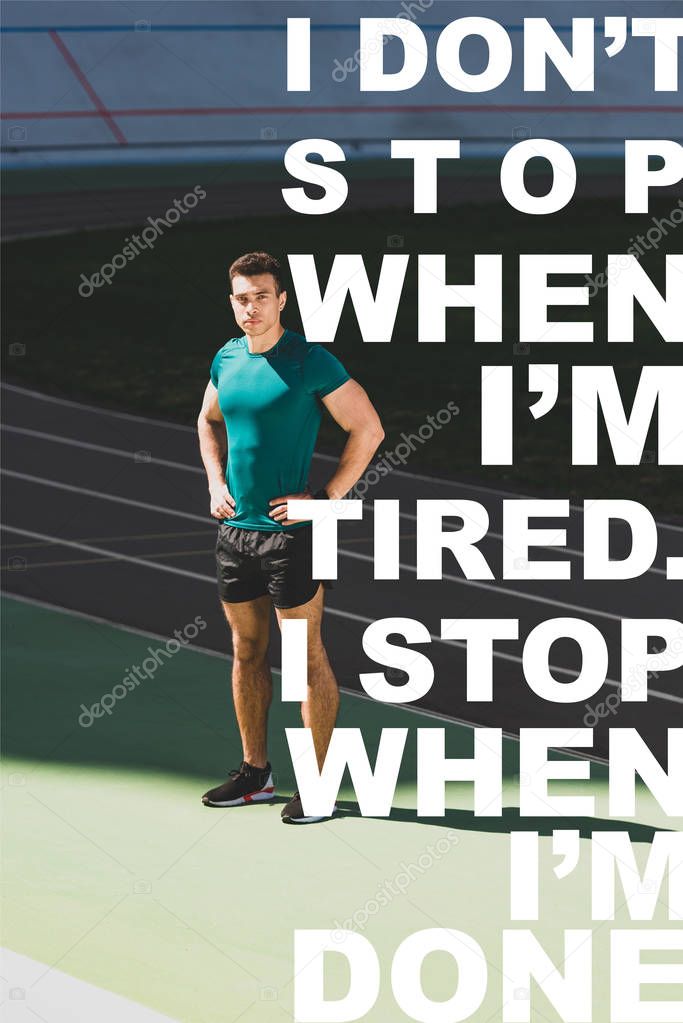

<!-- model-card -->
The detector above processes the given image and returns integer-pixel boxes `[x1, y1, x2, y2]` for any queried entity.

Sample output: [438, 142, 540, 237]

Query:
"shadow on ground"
[4, 596, 669, 844]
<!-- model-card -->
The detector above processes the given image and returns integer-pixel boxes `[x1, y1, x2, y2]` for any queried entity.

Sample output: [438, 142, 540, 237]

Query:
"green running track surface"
[1, 596, 679, 1022]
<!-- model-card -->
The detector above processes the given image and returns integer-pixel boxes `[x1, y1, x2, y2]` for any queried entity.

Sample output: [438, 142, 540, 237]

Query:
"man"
[197, 251, 384, 823]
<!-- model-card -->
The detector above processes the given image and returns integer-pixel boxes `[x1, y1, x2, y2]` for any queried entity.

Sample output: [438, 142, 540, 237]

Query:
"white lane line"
[2, 527, 215, 550]
[0, 947, 181, 1023]
[1, 380, 193, 432]
[2, 423, 205, 474]
[0, 431, 670, 579]
[2, 468, 641, 624]
[4, 381, 682, 534]
[3, 524, 682, 705]
[1, 590, 610, 766]
[2, 468, 210, 524]
[3, 524, 211, 584]
[339, 546, 632, 624]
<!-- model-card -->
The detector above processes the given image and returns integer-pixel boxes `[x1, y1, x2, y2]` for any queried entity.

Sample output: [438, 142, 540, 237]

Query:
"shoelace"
[228, 761, 266, 780]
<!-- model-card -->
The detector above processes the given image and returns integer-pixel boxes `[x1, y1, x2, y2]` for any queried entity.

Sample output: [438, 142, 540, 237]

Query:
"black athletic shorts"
[215, 522, 327, 609]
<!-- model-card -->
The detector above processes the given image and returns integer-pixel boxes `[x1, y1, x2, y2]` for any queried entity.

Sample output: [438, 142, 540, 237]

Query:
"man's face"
[229, 273, 286, 336]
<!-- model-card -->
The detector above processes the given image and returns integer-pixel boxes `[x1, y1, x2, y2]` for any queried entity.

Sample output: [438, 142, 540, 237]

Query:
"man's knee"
[232, 633, 269, 666]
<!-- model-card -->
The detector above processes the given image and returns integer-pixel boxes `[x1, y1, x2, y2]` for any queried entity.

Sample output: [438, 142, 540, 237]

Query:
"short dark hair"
[229, 251, 284, 295]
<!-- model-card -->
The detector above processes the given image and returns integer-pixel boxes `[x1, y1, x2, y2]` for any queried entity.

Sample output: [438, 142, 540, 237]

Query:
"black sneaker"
[202, 761, 275, 807]
[281, 791, 337, 824]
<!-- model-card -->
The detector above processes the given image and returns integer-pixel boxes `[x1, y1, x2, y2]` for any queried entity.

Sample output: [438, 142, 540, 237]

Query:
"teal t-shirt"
[210, 329, 350, 531]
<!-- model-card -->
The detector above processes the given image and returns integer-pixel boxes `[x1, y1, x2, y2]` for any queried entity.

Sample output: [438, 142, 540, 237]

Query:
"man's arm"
[269, 379, 384, 523]
[197, 380, 236, 520]
[317, 379, 384, 499]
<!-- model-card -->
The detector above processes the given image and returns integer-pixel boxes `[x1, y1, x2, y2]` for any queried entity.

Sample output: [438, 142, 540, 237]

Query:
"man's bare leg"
[276, 584, 339, 770]
[220, 595, 272, 768]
